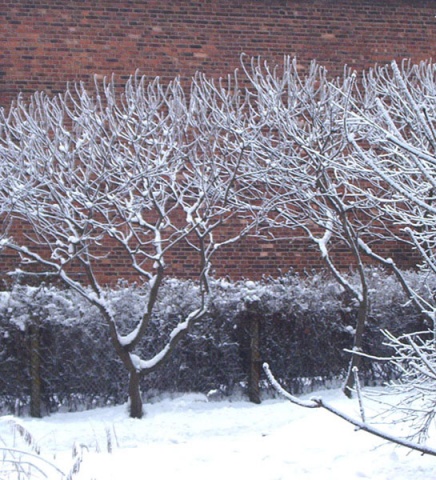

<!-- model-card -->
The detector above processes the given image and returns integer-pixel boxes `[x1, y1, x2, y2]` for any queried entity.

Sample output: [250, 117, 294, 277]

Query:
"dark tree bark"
[128, 369, 143, 419]
[343, 298, 368, 398]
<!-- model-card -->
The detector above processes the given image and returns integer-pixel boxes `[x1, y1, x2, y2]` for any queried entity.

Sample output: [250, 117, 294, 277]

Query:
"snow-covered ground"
[1, 389, 435, 480]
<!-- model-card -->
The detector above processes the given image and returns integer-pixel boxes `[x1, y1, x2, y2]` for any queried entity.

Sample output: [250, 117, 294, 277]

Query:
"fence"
[0, 273, 426, 416]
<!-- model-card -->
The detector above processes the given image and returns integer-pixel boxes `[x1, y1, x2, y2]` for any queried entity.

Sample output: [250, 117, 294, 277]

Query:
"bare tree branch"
[263, 362, 436, 457]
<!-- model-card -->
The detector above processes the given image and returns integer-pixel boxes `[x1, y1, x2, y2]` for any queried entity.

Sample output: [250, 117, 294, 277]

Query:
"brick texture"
[2, 0, 435, 106]
[0, 0, 431, 281]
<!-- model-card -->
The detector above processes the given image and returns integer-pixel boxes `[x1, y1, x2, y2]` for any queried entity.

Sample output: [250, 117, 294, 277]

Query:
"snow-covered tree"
[246, 57, 436, 445]
[346, 60, 436, 315]
[0, 73, 256, 418]
[3, 56, 436, 425]
[340, 59, 436, 438]
[237, 57, 392, 395]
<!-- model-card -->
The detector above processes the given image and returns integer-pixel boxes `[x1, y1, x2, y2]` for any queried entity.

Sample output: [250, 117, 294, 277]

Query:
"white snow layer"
[1, 389, 435, 480]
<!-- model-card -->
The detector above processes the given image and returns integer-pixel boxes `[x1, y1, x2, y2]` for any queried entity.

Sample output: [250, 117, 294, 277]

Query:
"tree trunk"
[128, 369, 143, 419]
[29, 324, 42, 418]
[343, 300, 368, 398]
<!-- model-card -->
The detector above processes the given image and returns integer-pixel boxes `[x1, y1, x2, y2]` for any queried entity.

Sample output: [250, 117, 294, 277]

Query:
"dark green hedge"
[0, 270, 429, 414]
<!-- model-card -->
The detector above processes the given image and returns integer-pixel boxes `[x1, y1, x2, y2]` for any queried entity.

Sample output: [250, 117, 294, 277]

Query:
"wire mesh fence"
[0, 273, 426, 416]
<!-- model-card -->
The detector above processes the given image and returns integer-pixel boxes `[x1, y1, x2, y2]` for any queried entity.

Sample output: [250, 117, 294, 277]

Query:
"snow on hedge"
[0, 268, 431, 414]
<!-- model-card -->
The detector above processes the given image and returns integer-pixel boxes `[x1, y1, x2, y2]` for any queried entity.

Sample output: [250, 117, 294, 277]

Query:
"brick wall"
[2, 0, 435, 106]
[0, 0, 431, 280]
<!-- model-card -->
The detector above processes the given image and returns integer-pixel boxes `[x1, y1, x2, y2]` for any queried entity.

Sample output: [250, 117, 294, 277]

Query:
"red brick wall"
[0, 0, 430, 280]
[2, 0, 435, 106]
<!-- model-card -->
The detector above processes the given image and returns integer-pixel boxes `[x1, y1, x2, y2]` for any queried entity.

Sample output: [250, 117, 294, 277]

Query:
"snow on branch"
[263, 363, 436, 457]
[0, 69, 261, 418]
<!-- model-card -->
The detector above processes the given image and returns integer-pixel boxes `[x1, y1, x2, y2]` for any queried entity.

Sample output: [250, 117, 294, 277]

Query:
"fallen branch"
[263, 362, 436, 457]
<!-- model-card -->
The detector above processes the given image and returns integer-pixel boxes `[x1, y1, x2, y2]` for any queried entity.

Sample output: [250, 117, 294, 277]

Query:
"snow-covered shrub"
[140, 269, 428, 397]
[0, 284, 126, 414]
[134, 278, 242, 397]
[356, 269, 431, 381]
[0, 269, 427, 413]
